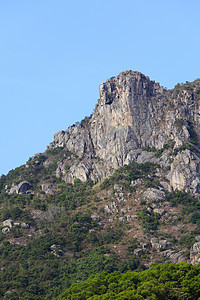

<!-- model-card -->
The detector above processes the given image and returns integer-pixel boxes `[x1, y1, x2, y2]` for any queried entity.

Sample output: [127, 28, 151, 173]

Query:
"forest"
[59, 263, 200, 299]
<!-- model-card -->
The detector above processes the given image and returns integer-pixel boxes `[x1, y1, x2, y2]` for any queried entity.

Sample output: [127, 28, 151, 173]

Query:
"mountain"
[4, 70, 200, 194]
[1, 70, 200, 299]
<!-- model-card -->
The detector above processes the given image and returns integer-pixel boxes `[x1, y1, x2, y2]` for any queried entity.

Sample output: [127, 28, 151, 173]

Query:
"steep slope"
[6, 70, 200, 195]
[1, 70, 200, 299]
[52, 70, 168, 183]
[45, 72, 199, 193]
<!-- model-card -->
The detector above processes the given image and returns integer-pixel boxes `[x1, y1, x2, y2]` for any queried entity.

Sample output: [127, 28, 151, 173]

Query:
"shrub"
[139, 209, 160, 232]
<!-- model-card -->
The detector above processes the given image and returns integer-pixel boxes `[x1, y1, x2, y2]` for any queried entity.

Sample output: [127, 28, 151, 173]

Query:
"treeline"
[0, 245, 142, 299]
[59, 262, 200, 300]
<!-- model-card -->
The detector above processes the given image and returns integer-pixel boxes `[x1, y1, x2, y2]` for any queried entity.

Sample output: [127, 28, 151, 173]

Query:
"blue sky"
[1, 0, 200, 175]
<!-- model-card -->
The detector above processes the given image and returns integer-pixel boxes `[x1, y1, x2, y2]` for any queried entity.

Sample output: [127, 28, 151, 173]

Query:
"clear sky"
[1, 0, 200, 175]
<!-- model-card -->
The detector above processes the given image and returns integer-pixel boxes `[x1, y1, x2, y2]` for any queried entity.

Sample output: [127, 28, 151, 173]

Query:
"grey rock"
[114, 184, 122, 191]
[134, 248, 143, 255]
[41, 183, 56, 195]
[167, 150, 200, 194]
[64, 163, 90, 183]
[136, 151, 156, 164]
[130, 178, 143, 186]
[159, 239, 170, 249]
[2, 219, 14, 228]
[12, 71, 200, 195]
[147, 207, 153, 213]
[141, 243, 148, 249]
[161, 249, 186, 263]
[50, 244, 59, 250]
[162, 201, 170, 207]
[161, 249, 174, 257]
[192, 242, 200, 252]
[143, 188, 165, 202]
[160, 181, 172, 192]
[153, 208, 165, 216]
[151, 237, 170, 250]
[21, 223, 29, 228]
[14, 222, 21, 226]
[131, 214, 138, 219]
[104, 205, 111, 214]
[190, 247, 200, 265]
[104, 202, 118, 214]
[190, 252, 200, 265]
[126, 215, 132, 221]
[2, 227, 10, 233]
[91, 214, 100, 220]
[169, 251, 187, 263]
[50, 244, 63, 257]
[151, 237, 159, 250]
[9, 181, 32, 194]
[49, 71, 167, 183]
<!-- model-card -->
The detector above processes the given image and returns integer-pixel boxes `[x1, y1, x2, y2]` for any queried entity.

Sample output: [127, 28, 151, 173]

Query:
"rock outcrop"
[41, 183, 56, 195]
[2, 219, 14, 228]
[46, 71, 200, 195]
[168, 149, 200, 194]
[190, 242, 200, 265]
[8, 71, 200, 195]
[9, 181, 32, 194]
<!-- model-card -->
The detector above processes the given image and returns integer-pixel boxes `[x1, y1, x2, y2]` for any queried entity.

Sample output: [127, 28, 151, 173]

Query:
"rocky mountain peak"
[90, 71, 166, 163]
[98, 70, 164, 107]
[3, 71, 200, 299]
[42, 70, 200, 193]
[5, 70, 200, 195]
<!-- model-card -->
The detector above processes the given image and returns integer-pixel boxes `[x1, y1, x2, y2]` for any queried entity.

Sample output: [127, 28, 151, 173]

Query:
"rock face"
[190, 242, 200, 265]
[41, 183, 56, 195]
[143, 188, 165, 203]
[9, 181, 32, 194]
[90, 72, 166, 166]
[52, 71, 168, 183]
[168, 149, 200, 194]
[2, 219, 14, 228]
[46, 71, 200, 194]
[8, 71, 200, 195]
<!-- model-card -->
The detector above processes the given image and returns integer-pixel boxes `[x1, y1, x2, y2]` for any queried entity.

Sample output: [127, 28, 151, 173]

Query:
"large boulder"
[9, 181, 32, 194]
[41, 183, 56, 195]
[2, 219, 14, 228]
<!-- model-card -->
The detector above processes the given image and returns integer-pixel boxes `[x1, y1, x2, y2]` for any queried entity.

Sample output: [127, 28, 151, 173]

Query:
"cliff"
[45, 70, 200, 195]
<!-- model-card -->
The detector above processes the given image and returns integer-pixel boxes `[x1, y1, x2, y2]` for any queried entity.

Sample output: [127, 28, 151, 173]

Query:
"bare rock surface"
[9, 181, 32, 194]
[41, 183, 57, 195]
[2, 219, 14, 228]
[8, 71, 200, 195]
[143, 188, 165, 202]
[168, 150, 200, 193]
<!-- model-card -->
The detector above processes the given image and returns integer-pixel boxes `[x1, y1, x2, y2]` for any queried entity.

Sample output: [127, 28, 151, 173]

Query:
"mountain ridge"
[1, 71, 200, 299]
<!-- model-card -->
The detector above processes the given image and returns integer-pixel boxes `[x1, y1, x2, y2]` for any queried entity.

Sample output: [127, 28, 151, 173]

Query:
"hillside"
[59, 263, 200, 299]
[1, 70, 200, 299]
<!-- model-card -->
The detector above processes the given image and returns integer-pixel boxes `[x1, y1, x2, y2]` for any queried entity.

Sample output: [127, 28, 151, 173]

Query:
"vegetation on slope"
[59, 263, 200, 300]
[0, 160, 200, 299]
